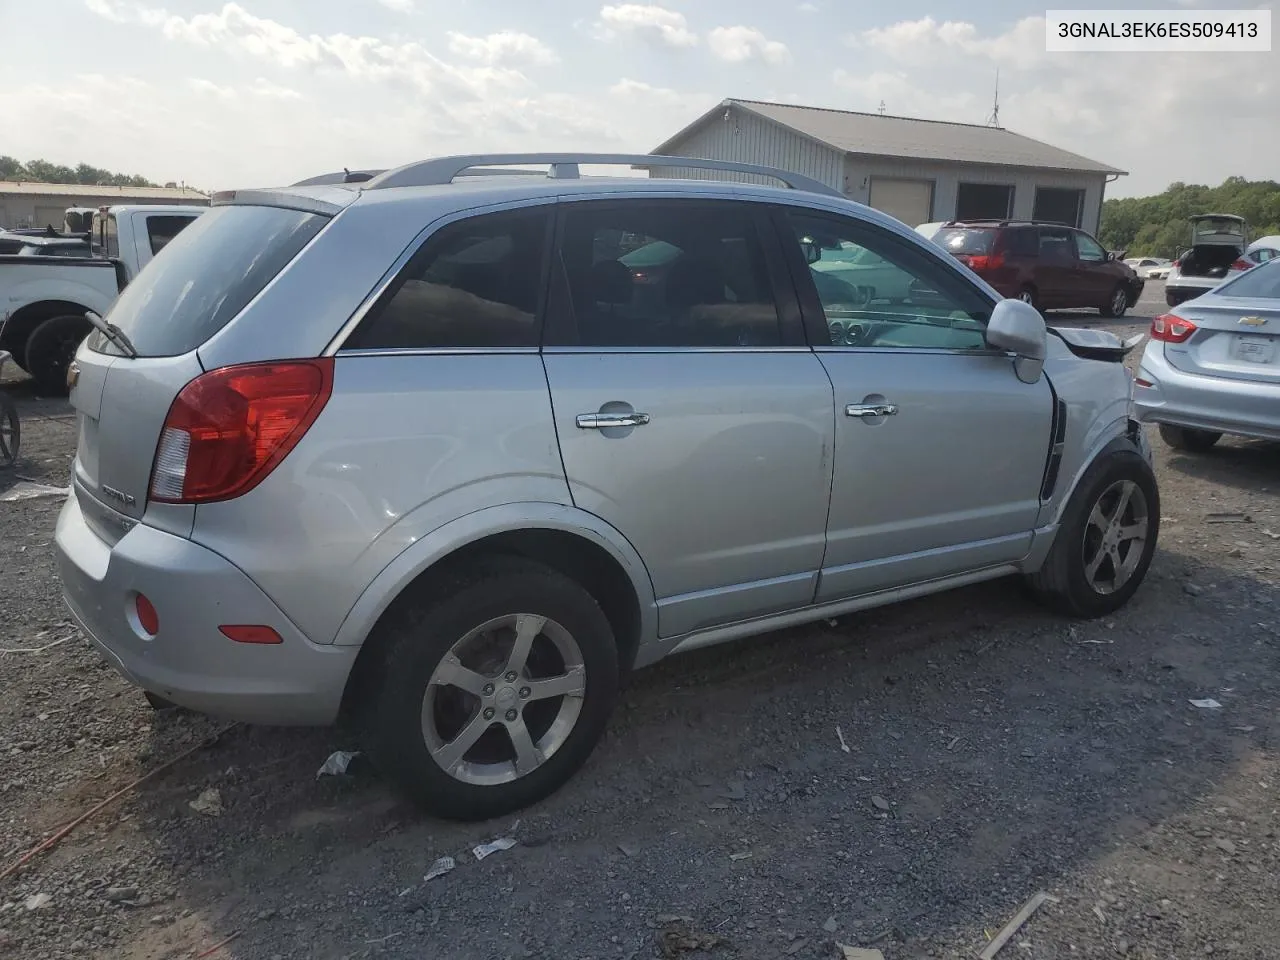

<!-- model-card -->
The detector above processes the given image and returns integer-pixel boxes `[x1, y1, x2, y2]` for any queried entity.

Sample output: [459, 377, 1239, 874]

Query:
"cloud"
[597, 4, 698, 47]
[446, 31, 558, 66]
[377, 0, 413, 10]
[798, 2, 819, 11]
[707, 26, 791, 65]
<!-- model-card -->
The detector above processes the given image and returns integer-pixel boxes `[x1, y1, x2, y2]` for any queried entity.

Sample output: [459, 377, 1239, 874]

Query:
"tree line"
[0, 156, 158, 188]
[1100, 176, 1280, 258]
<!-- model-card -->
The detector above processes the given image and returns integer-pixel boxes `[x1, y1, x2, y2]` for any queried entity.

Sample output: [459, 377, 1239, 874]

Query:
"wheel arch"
[335, 504, 657, 714]
[0, 299, 93, 355]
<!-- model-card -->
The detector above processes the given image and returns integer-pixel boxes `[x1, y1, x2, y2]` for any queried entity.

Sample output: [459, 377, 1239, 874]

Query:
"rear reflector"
[149, 359, 334, 504]
[135, 594, 159, 636]
[1151, 314, 1197, 343]
[1134, 377, 1154, 387]
[219, 625, 283, 645]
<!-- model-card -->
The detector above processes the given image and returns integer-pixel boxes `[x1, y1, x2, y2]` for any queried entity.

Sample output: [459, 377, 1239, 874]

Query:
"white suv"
[56, 154, 1159, 820]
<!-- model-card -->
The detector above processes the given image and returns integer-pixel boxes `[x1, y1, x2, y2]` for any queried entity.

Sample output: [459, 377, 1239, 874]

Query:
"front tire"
[1027, 449, 1159, 618]
[359, 556, 620, 821]
[24, 315, 88, 396]
[1100, 285, 1129, 318]
[1158, 423, 1221, 452]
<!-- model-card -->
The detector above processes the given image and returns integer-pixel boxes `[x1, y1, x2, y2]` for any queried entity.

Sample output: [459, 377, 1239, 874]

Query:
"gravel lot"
[2, 281, 1278, 960]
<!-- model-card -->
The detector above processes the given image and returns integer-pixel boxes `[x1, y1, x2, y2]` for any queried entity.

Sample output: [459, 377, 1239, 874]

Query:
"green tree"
[0, 156, 159, 187]
[1101, 177, 1280, 256]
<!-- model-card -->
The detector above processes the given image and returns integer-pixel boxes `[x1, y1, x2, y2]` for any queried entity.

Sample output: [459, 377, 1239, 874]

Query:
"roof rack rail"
[292, 169, 386, 187]
[361, 153, 841, 197]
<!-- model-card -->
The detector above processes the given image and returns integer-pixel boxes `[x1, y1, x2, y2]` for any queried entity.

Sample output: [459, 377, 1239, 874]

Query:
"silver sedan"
[1134, 258, 1280, 450]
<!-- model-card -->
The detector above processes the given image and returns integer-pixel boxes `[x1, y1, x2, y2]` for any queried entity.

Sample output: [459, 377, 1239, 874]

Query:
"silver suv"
[56, 154, 1160, 820]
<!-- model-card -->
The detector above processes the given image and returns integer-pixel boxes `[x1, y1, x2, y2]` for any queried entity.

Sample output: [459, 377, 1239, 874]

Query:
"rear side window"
[1003, 228, 1038, 257]
[1216, 259, 1280, 299]
[146, 215, 197, 255]
[1039, 228, 1074, 262]
[94, 205, 327, 357]
[934, 228, 995, 255]
[551, 200, 781, 348]
[344, 208, 550, 350]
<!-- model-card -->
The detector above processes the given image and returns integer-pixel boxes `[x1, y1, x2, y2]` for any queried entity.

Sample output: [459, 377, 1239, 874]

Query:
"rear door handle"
[576, 412, 651, 429]
[845, 403, 898, 419]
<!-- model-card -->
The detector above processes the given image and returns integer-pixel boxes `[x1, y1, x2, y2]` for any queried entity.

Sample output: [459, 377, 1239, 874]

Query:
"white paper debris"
[1190, 699, 1223, 710]
[425, 856, 456, 881]
[316, 750, 359, 779]
[189, 788, 223, 817]
[24, 893, 52, 912]
[472, 836, 517, 860]
[0, 482, 70, 502]
[836, 725, 851, 754]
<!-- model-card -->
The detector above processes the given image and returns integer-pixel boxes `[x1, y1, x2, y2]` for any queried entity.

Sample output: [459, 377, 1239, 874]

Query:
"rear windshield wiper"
[84, 310, 139, 359]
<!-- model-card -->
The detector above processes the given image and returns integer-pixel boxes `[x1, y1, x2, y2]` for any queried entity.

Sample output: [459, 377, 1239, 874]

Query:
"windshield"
[92, 204, 328, 357]
[1215, 259, 1280, 300]
[933, 228, 995, 255]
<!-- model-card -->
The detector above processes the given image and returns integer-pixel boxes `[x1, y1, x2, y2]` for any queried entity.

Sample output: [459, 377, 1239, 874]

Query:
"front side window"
[346, 208, 550, 350]
[554, 201, 781, 348]
[787, 212, 990, 351]
[1074, 232, 1106, 262]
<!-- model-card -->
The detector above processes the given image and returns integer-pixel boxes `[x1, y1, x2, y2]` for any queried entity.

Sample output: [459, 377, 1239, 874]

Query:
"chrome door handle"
[576, 412, 651, 429]
[845, 403, 898, 418]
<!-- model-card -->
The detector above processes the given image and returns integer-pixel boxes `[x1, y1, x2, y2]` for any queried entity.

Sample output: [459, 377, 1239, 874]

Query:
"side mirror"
[987, 298, 1047, 384]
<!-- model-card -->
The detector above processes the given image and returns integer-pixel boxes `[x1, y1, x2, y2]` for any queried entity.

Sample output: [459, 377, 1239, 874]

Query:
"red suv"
[931, 220, 1145, 317]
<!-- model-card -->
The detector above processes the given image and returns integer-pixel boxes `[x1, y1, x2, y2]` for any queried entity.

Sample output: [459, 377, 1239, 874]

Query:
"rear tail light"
[1230, 259, 1254, 271]
[149, 359, 334, 504]
[965, 252, 1005, 271]
[1172, 259, 1181, 268]
[1151, 314, 1197, 343]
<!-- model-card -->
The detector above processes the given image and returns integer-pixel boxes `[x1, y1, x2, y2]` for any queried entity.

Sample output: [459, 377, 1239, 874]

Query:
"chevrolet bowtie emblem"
[66, 361, 80, 390]
[1238, 316, 1268, 326]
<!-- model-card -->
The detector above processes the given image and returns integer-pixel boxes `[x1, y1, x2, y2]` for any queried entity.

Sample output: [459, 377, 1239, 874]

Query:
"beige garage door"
[34, 205, 66, 229]
[868, 178, 933, 227]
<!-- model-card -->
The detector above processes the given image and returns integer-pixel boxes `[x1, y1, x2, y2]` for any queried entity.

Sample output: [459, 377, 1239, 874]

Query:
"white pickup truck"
[0, 205, 205, 393]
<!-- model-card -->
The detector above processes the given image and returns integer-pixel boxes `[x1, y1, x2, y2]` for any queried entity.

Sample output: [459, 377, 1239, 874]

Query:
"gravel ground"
[2, 283, 1278, 960]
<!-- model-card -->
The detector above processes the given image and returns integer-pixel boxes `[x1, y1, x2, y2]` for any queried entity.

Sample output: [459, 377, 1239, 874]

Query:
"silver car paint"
[57, 172, 1148, 725]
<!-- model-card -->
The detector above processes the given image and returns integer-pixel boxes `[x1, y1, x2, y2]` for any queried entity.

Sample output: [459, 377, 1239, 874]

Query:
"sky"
[0, 0, 1275, 199]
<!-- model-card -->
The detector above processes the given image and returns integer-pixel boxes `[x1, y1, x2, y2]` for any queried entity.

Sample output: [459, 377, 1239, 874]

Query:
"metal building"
[646, 99, 1126, 235]
[0, 181, 209, 230]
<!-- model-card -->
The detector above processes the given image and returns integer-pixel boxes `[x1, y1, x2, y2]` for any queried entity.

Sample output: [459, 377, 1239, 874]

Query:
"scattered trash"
[0, 634, 74, 655]
[657, 918, 725, 958]
[424, 856, 456, 881]
[870, 795, 891, 812]
[24, 893, 51, 912]
[1078, 638, 1114, 645]
[729, 851, 752, 862]
[1234, 725, 1256, 733]
[1190, 699, 1223, 710]
[104, 886, 137, 902]
[1206, 513, 1251, 524]
[316, 750, 359, 779]
[947, 735, 965, 751]
[363, 932, 404, 945]
[0, 481, 69, 502]
[786, 937, 808, 955]
[1092, 904, 1106, 922]
[1183, 583, 1205, 597]
[707, 801, 729, 811]
[194, 931, 241, 958]
[979, 891, 1058, 959]
[722, 781, 746, 801]
[823, 916, 838, 933]
[836, 725, 851, 754]
[618, 843, 638, 857]
[472, 836, 517, 861]
[838, 948, 885, 960]
[188, 788, 223, 817]
[1262, 529, 1280, 540]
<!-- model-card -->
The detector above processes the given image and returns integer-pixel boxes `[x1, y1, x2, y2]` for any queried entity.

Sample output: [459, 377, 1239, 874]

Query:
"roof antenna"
[877, 100, 886, 116]
[986, 69, 1001, 127]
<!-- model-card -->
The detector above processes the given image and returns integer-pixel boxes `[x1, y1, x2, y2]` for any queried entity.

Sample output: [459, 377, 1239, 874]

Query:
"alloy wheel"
[422, 613, 586, 786]
[1110, 288, 1127, 315]
[1081, 479, 1149, 595]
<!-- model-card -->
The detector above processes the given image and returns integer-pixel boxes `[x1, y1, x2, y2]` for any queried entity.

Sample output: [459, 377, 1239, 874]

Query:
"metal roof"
[0, 181, 209, 200]
[654, 99, 1126, 176]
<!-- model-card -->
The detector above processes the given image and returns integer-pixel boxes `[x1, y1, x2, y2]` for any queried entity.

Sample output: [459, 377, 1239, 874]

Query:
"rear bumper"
[55, 493, 358, 726]
[1133, 347, 1280, 442]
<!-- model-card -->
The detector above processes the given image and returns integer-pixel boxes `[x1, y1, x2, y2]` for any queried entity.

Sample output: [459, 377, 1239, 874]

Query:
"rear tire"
[24, 315, 88, 396]
[1158, 423, 1221, 452]
[1100, 284, 1129, 318]
[1017, 286, 1039, 311]
[1027, 449, 1160, 618]
[0, 394, 19, 467]
[358, 556, 620, 821]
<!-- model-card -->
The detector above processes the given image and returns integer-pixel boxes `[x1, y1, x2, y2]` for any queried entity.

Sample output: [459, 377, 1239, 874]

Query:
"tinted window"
[1074, 232, 1106, 262]
[1039, 228, 1074, 263]
[788, 212, 990, 351]
[347, 209, 548, 350]
[92, 205, 327, 358]
[934, 228, 995, 255]
[1004, 228, 1038, 257]
[1216, 259, 1280, 299]
[555, 202, 780, 347]
[1251, 248, 1277, 263]
[146, 215, 198, 255]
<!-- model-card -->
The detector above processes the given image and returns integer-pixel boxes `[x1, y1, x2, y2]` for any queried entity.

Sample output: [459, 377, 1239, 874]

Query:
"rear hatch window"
[934, 228, 995, 256]
[1192, 217, 1246, 245]
[89, 205, 328, 358]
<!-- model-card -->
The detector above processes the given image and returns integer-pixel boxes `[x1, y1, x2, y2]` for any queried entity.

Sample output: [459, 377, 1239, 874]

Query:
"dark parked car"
[932, 220, 1145, 317]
